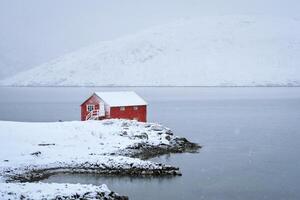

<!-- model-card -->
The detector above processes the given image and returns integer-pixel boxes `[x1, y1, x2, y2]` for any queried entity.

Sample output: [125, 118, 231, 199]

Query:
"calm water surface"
[1, 87, 300, 200]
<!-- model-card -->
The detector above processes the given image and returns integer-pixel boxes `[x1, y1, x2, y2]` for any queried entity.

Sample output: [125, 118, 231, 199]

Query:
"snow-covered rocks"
[0, 183, 128, 200]
[0, 119, 200, 199]
[3, 156, 181, 183]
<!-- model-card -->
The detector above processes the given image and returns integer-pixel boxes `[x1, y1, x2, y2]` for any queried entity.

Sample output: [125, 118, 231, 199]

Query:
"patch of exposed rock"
[122, 137, 200, 159]
[6, 165, 181, 183]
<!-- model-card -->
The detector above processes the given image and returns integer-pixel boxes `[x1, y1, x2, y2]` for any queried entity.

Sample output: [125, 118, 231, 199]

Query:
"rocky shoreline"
[6, 165, 181, 183]
[5, 136, 200, 184]
[0, 120, 200, 200]
[0, 183, 129, 200]
[124, 137, 201, 159]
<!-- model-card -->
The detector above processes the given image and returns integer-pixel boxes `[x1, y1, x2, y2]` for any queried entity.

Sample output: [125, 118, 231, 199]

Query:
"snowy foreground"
[0, 119, 199, 199]
[0, 183, 120, 200]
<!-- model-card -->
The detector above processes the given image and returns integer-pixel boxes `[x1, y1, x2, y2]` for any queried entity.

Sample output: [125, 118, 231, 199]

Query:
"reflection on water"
[1, 87, 300, 200]
[44, 173, 182, 199]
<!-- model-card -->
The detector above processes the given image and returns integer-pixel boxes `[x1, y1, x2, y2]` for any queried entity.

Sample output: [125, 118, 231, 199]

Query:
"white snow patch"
[95, 91, 147, 107]
[0, 183, 114, 200]
[0, 119, 174, 173]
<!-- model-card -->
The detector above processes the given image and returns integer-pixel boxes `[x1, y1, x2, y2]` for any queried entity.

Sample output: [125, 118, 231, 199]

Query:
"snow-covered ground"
[1, 15, 300, 86]
[0, 119, 194, 199]
[0, 183, 120, 200]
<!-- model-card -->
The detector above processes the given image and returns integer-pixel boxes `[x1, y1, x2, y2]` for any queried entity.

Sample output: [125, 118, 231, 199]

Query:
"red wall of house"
[80, 94, 101, 121]
[110, 105, 147, 122]
[81, 94, 147, 122]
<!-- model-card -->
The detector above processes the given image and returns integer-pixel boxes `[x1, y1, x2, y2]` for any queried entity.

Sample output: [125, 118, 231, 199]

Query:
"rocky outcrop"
[123, 137, 200, 159]
[6, 165, 181, 183]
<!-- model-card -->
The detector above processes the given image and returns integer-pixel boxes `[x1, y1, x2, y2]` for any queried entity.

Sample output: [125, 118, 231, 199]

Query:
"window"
[87, 105, 95, 112]
[133, 106, 138, 110]
[120, 106, 125, 111]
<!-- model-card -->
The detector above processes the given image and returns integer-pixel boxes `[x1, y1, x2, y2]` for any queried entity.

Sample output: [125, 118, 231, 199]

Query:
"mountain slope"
[1, 15, 300, 86]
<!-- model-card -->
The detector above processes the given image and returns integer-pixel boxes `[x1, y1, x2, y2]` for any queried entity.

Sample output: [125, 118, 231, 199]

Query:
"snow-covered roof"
[95, 91, 147, 107]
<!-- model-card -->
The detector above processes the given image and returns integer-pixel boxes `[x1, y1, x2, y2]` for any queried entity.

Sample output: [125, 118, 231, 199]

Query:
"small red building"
[81, 91, 147, 122]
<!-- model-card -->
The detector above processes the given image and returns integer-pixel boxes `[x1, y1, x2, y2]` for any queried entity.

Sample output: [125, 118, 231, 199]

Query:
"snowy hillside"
[1, 15, 300, 86]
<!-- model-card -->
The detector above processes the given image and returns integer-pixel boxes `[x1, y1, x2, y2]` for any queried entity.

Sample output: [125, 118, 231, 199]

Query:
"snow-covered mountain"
[1, 15, 300, 86]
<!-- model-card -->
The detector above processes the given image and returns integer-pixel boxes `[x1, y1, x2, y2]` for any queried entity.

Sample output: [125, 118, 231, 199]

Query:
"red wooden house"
[81, 91, 147, 122]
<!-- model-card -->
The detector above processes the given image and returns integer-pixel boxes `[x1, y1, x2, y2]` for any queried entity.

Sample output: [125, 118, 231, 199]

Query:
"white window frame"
[120, 106, 125, 111]
[87, 104, 95, 112]
[133, 106, 138, 110]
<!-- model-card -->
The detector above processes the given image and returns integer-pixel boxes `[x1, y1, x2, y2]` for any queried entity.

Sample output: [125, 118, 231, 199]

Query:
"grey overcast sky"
[0, 0, 299, 78]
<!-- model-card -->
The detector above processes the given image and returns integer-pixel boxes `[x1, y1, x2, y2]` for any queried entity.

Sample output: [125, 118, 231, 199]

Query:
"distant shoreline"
[1, 85, 300, 88]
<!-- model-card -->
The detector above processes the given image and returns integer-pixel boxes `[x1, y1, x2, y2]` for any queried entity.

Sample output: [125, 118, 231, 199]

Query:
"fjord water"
[1, 87, 300, 200]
